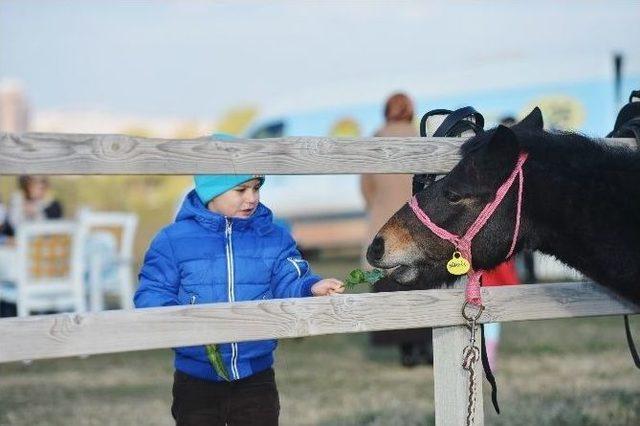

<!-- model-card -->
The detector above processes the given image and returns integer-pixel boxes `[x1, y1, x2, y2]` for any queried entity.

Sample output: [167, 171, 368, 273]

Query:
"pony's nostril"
[367, 236, 385, 263]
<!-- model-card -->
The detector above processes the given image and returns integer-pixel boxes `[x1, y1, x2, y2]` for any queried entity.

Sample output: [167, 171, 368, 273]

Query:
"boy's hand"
[311, 278, 345, 296]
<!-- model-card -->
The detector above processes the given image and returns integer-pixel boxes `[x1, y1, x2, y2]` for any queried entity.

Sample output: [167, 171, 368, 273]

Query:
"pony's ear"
[473, 125, 519, 185]
[513, 107, 544, 131]
[488, 125, 519, 156]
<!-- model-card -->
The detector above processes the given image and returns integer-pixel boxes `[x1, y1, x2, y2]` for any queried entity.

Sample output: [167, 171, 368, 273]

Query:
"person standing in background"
[362, 92, 433, 366]
[361, 93, 415, 242]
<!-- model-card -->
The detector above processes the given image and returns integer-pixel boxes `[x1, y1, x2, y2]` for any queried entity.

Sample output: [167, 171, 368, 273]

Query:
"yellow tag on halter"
[447, 251, 470, 275]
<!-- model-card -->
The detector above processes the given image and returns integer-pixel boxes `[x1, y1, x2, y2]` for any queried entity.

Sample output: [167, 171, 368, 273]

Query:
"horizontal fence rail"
[0, 132, 636, 175]
[4, 132, 639, 426]
[0, 282, 637, 363]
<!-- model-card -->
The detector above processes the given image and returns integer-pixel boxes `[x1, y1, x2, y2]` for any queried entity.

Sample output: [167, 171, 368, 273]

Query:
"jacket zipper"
[225, 218, 240, 380]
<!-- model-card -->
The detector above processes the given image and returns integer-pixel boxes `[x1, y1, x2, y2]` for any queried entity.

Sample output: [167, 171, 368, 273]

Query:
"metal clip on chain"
[461, 301, 485, 426]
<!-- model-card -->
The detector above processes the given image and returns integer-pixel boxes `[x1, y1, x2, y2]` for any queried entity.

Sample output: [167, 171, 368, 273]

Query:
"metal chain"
[461, 302, 484, 426]
[462, 338, 480, 425]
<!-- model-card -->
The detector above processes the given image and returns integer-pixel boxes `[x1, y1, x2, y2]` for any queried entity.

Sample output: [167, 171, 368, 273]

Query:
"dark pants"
[521, 250, 537, 283]
[171, 368, 280, 426]
[369, 276, 434, 366]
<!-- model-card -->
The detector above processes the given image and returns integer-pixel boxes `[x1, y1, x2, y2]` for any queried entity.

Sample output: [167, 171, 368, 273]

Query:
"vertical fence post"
[433, 325, 484, 426]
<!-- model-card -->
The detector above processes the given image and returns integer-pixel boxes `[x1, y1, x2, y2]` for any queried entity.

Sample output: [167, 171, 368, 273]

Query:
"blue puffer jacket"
[134, 190, 320, 381]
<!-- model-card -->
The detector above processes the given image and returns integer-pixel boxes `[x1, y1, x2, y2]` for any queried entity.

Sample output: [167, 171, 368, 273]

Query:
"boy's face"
[207, 178, 262, 218]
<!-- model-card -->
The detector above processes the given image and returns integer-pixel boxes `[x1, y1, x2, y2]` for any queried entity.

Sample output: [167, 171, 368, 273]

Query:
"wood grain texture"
[0, 282, 636, 363]
[0, 133, 461, 174]
[1, 133, 635, 175]
[434, 326, 484, 426]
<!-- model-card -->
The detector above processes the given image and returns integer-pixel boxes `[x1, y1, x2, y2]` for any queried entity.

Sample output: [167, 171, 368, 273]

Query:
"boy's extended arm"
[134, 230, 180, 308]
[271, 232, 321, 299]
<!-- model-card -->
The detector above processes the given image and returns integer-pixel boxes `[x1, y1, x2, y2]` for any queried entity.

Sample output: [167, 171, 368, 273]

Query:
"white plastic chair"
[0, 220, 86, 317]
[78, 209, 138, 311]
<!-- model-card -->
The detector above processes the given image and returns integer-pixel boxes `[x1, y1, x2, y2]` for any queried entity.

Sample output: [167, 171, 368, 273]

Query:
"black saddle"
[609, 90, 640, 371]
[413, 106, 485, 194]
[607, 90, 640, 145]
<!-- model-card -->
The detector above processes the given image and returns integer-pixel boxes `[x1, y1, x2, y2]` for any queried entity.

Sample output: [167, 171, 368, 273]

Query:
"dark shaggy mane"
[461, 127, 640, 173]
[456, 127, 640, 305]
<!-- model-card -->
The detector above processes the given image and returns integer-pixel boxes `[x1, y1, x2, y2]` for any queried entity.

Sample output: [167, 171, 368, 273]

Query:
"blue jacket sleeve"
[270, 231, 321, 298]
[134, 230, 180, 308]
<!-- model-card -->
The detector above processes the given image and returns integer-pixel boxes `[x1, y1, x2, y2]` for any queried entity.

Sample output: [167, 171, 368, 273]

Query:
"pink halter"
[409, 152, 529, 306]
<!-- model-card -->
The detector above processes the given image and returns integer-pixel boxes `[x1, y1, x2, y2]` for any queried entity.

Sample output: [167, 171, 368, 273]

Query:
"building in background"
[0, 79, 29, 132]
[31, 109, 214, 139]
[250, 59, 640, 260]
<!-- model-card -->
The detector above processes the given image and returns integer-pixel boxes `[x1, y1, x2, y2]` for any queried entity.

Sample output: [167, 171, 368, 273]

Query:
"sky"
[2, 0, 639, 122]
[2, 1, 640, 216]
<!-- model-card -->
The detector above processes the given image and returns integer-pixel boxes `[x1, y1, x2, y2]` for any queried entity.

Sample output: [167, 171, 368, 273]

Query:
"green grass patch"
[1, 257, 638, 425]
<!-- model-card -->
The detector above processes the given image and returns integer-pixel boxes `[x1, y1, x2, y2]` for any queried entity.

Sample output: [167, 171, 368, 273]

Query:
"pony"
[366, 108, 640, 306]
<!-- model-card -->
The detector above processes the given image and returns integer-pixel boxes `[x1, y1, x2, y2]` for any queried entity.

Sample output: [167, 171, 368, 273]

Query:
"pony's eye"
[443, 189, 462, 203]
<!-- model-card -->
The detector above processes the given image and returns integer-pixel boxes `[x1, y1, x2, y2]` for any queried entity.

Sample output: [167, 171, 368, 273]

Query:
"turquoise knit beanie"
[193, 133, 265, 204]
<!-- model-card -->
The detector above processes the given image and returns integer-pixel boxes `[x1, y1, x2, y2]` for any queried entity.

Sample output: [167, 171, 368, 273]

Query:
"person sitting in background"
[0, 197, 7, 243]
[1, 176, 63, 237]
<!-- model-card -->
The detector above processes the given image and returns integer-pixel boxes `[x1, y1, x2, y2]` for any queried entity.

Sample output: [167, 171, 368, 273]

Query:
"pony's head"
[366, 108, 543, 286]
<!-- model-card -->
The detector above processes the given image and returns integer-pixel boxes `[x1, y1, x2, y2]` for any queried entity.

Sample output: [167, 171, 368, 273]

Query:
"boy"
[135, 174, 344, 425]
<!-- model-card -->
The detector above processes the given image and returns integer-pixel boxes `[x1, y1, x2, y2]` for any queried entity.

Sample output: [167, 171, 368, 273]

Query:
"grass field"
[1, 257, 639, 425]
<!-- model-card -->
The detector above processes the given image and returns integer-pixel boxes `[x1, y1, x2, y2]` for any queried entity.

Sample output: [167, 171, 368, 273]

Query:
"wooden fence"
[1, 132, 638, 425]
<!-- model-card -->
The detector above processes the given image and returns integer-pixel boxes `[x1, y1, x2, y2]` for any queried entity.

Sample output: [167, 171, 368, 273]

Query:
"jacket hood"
[176, 189, 274, 234]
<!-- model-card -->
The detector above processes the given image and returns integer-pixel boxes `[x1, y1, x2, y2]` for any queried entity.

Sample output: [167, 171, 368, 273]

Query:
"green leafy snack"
[344, 268, 384, 289]
[205, 344, 230, 381]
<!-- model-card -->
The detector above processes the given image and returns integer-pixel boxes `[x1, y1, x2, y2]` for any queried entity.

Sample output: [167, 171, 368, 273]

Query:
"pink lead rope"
[409, 152, 529, 306]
